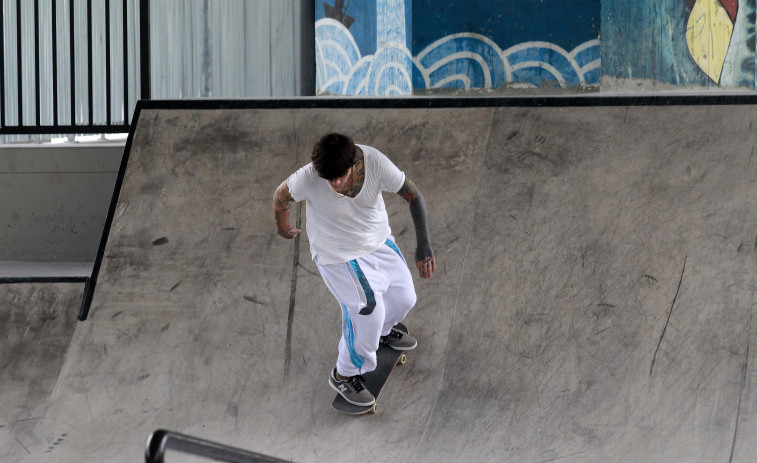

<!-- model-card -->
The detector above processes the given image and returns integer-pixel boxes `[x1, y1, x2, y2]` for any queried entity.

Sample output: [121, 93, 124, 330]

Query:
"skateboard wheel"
[370, 403, 378, 414]
[399, 354, 407, 365]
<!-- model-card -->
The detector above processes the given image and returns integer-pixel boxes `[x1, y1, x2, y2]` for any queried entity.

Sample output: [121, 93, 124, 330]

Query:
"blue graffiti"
[316, 19, 600, 95]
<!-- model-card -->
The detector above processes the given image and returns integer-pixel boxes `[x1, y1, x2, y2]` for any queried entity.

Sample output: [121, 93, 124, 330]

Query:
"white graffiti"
[316, 18, 600, 95]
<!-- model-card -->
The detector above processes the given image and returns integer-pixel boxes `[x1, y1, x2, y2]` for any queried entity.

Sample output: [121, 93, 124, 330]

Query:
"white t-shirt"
[287, 144, 406, 265]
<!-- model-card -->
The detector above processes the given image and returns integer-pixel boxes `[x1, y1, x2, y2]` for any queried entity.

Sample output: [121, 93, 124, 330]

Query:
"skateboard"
[331, 323, 409, 415]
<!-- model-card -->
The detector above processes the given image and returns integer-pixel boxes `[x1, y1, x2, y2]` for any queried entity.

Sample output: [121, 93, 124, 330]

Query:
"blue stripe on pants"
[385, 238, 406, 263]
[340, 302, 365, 370]
[348, 259, 376, 315]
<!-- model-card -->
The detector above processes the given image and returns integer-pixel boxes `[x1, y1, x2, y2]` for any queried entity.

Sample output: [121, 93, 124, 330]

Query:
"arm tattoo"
[273, 188, 291, 212]
[396, 179, 434, 263]
[345, 147, 366, 198]
[398, 179, 419, 204]
[273, 182, 296, 238]
[273, 183, 293, 213]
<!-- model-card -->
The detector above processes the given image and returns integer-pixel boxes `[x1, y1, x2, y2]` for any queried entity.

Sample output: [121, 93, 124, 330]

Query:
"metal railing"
[0, 0, 151, 135]
[145, 429, 293, 463]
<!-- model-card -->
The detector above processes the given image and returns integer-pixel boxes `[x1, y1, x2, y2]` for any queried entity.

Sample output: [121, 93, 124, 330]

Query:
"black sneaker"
[380, 327, 417, 351]
[329, 368, 375, 406]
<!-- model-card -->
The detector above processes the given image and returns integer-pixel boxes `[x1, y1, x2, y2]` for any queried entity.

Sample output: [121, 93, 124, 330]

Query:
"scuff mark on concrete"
[650, 255, 687, 377]
[243, 295, 267, 306]
[727, 283, 754, 463]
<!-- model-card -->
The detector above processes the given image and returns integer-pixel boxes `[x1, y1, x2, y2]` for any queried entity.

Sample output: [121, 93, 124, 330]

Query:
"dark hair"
[311, 133, 356, 180]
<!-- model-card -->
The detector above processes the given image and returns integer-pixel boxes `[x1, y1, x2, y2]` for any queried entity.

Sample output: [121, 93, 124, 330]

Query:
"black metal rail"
[0, 0, 152, 135]
[145, 429, 292, 463]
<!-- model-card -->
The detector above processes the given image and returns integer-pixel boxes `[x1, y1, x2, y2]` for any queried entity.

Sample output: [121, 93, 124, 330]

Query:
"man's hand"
[273, 181, 300, 239]
[279, 223, 301, 239]
[397, 178, 436, 279]
[415, 242, 436, 279]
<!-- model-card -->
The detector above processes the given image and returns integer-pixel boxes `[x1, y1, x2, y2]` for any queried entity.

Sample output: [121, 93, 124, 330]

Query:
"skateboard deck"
[331, 323, 408, 415]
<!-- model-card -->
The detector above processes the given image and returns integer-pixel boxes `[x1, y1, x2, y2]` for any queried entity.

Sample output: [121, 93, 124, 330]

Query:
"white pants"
[316, 237, 417, 377]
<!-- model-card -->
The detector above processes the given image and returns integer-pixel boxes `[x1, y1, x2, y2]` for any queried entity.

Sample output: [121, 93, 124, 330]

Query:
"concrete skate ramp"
[10, 98, 757, 462]
[0, 283, 82, 459]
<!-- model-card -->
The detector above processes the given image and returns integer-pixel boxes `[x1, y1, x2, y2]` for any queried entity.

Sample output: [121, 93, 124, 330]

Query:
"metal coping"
[0, 276, 89, 284]
[135, 93, 757, 110]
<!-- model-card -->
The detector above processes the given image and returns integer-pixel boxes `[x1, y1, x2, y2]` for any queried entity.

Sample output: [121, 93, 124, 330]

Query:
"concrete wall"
[0, 144, 122, 263]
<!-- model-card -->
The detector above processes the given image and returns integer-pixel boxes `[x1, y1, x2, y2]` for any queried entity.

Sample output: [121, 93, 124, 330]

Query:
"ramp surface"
[5, 100, 757, 462]
[0, 283, 82, 460]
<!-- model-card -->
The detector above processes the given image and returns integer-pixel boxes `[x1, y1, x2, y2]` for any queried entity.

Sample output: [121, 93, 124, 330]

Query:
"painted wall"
[603, 0, 756, 89]
[316, 0, 757, 94]
[315, 0, 414, 95]
[412, 0, 600, 91]
[315, 0, 600, 95]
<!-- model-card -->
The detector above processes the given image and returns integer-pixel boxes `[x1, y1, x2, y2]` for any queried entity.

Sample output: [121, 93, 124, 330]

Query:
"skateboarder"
[273, 133, 435, 406]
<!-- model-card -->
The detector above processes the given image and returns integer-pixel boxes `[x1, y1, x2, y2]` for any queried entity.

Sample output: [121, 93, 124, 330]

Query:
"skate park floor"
[2, 97, 757, 462]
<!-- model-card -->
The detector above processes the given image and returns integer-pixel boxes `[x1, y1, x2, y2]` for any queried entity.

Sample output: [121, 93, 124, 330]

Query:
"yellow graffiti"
[686, 0, 734, 84]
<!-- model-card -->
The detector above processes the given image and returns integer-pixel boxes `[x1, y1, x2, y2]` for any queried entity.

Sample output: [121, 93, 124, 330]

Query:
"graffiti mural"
[413, 34, 599, 90]
[413, 0, 600, 91]
[603, 0, 756, 89]
[686, 0, 738, 84]
[687, 0, 757, 87]
[315, 0, 600, 95]
[316, 0, 414, 95]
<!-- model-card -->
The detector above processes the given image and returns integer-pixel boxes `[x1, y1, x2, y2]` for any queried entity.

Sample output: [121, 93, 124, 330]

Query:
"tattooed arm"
[397, 178, 436, 279]
[273, 181, 301, 239]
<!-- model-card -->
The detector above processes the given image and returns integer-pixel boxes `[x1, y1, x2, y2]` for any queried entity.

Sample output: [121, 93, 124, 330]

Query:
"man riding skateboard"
[273, 133, 435, 407]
